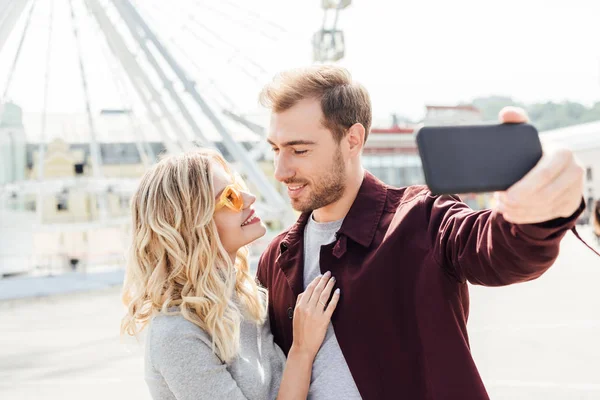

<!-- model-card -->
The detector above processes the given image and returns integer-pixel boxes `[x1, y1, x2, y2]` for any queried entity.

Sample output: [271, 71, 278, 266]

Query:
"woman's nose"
[242, 191, 256, 209]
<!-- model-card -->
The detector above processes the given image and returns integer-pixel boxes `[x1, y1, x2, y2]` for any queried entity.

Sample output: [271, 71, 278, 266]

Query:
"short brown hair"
[259, 65, 372, 143]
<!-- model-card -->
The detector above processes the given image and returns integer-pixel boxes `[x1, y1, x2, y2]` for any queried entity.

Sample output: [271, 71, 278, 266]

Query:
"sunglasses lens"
[225, 186, 243, 211]
[233, 193, 243, 211]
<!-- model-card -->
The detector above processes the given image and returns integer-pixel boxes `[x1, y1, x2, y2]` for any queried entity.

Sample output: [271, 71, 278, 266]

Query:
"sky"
[1, 0, 600, 140]
[338, 0, 600, 119]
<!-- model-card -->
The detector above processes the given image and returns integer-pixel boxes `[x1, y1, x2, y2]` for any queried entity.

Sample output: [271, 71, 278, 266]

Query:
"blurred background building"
[1, 0, 599, 279]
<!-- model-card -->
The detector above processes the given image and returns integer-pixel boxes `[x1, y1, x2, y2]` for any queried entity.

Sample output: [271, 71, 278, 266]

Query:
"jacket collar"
[280, 171, 387, 252]
[337, 171, 387, 248]
[276, 171, 387, 295]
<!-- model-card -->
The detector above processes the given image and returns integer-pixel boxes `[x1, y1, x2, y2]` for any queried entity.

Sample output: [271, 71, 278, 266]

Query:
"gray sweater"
[145, 310, 286, 400]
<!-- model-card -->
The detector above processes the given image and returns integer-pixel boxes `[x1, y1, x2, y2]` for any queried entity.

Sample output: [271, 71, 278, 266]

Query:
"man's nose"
[274, 155, 294, 183]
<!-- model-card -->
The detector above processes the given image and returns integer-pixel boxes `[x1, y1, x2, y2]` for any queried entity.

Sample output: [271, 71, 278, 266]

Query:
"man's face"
[267, 98, 347, 213]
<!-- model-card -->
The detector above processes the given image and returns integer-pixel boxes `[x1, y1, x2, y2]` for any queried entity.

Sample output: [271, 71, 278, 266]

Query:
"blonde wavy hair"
[121, 148, 267, 363]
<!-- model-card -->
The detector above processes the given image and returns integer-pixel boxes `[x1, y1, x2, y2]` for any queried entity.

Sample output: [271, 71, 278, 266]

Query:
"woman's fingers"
[307, 271, 331, 308]
[299, 274, 321, 306]
[291, 275, 341, 359]
[324, 289, 341, 318]
[318, 275, 336, 310]
[297, 272, 340, 317]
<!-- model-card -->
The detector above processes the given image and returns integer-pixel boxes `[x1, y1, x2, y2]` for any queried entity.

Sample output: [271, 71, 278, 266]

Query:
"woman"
[121, 149, 340, 400]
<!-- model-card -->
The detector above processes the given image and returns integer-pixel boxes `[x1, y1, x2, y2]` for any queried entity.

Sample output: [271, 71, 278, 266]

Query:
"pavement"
[0, 258, 260, 304]
[0, 270, 125, 303]
[468, 226, 600, 399]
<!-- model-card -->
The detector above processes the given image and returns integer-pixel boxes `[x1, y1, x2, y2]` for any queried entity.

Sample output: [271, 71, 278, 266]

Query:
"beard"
[288, 147, 347, 213]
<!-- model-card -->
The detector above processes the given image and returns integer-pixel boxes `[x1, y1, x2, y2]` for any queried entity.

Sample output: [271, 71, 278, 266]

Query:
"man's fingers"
[499, 106, 528, 124]
[498, 154, 583, 224]
[501, 178, 582, 224]
[324, 289, 341, 318]
[504, 161, 580, 213]
[546, 177, 584, 218]
[495, 146, 582, 225]
[551, 190, 583, 219]
[539, 162, 584, 206]
[505, 149, 572, 204]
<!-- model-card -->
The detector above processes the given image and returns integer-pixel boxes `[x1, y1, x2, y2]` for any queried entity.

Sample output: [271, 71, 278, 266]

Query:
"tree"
[469, 96, 600, 131]
[470, 96, 525, 122]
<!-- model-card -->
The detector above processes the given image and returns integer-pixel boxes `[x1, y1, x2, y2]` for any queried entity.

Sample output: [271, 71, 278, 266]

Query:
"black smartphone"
[415, 123, 543, 195]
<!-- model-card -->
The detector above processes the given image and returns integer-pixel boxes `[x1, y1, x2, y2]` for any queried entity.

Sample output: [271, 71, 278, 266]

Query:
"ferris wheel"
[2, 0, 342, 275]
[1, 0, 297, 212]
[0, 0, 353, 276]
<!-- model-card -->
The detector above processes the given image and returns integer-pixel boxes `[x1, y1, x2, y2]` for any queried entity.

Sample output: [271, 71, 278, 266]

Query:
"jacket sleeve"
[427, 193, 584, 286]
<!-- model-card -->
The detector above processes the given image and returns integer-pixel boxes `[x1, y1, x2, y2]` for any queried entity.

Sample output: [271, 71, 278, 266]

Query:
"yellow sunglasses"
[215, 183, 244, 212]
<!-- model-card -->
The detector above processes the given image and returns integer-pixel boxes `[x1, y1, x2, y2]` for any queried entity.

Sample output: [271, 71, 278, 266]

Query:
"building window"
[25, 200, 36, 211]
[56, 193, 68, 211]
[120, 196, 130, 210]
[74, 163, 85, 175]
[586, 167, 593, 182]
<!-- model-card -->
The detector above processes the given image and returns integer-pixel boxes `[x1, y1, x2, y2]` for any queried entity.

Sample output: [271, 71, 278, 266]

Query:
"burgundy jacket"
[256, 172, 584, 400]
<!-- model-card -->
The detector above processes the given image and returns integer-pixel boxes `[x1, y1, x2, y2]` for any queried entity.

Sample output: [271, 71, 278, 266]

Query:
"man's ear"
[346, 123, 365, 156]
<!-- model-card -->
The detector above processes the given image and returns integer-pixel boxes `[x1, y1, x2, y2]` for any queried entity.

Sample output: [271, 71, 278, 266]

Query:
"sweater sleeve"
[150, 321, 248, 400]
[427, 193, 584, 286]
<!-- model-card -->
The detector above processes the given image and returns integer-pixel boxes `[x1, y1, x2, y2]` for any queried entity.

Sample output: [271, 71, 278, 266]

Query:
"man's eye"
[294, 150, 308, 155]
[271, 147, 279, 153]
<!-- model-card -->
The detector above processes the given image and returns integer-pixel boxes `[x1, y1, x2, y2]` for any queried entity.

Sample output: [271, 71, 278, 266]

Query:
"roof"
[25, 141, 257, 167]
[425, 105, 480, 113]
[371, 126, 414, 134]
[540, 120, 600, 150]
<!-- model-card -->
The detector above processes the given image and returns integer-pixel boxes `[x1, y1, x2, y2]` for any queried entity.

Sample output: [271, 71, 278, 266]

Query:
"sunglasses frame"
[215, 183, 244, 212]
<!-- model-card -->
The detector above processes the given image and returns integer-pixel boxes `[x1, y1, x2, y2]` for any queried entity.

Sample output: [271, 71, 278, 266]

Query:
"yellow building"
[27, 138, 155, 223]
[20, 138, 165, 270]
[22, 137, 290, 270]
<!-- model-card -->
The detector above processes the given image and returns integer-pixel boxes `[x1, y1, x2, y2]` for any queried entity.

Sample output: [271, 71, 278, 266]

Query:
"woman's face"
[211, 162, 267, 256]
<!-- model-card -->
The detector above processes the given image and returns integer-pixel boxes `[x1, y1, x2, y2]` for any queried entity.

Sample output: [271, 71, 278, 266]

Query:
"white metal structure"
[0, 0, 301, 275]
[313, 0, 351, 62]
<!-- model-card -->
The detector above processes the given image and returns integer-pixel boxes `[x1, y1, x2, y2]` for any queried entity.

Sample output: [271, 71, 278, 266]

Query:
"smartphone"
[415, 123, 543, 195]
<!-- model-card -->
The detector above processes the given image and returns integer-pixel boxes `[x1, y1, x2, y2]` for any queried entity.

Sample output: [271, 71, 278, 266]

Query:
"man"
[256, 65, 586, 400]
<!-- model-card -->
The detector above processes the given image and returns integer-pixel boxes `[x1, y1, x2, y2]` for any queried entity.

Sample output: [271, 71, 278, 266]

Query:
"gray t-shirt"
[145, 308, 286, 400]
[304, 214, 362, 400]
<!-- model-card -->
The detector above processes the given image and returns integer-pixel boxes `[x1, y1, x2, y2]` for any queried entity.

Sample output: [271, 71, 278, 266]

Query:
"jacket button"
[287, 307, 293, 320]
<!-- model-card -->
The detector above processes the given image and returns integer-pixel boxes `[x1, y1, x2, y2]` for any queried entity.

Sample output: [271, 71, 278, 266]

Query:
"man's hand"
[494, 106, 584, 225]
